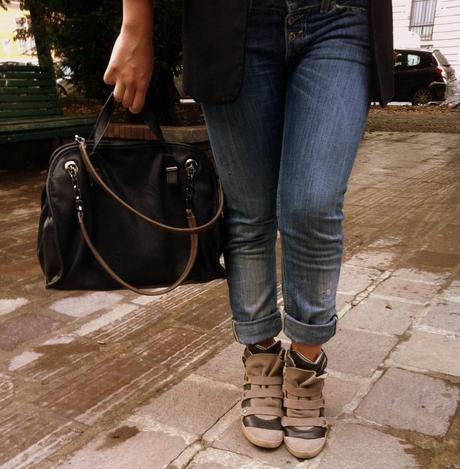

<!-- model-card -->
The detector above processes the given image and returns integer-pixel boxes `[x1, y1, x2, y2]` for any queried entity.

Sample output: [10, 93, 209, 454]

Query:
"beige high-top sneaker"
[240, 340, 285, 448]
[282, 348, 329, 459]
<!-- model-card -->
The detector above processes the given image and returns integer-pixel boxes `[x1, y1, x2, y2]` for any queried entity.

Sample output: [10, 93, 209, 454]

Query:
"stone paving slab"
[318, 423, 419, 469]
[130, 374, 240, 436]
[370, 277, 439, 305]
[340, 296, 421, 336]
[418, 301, 460, 335]
[389, 331, 460, 377]
[441, 280, 460, 303]
[212, 418, 300, 468]
[194, 342, 243, 388]
[187, 447, 279, 469]
[323, 328, 398, 377]
[0, 132, 459, 467]
[356, 367, 459, 436]
[337, 265, 381, 295]
[49, 292, 123, 318]
[0, 313, 64, 351]
[59, 425, 189, 469]
[0, 402, 82, 467]
[0, 298, 29, 316]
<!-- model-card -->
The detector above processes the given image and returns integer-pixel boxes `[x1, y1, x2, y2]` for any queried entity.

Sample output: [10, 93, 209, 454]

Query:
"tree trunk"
[25, 0, 54, 78]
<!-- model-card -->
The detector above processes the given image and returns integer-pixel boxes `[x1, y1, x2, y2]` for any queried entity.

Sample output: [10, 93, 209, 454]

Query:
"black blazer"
[182, 0, 394, 107]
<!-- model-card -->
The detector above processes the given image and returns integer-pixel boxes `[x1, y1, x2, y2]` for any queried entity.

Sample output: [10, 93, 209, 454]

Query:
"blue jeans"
[201, 0, 374, 345]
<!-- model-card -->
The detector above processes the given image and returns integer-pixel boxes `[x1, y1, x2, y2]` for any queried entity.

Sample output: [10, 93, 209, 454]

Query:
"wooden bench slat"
[0, 109, 62, 119]
[0, 101, 61, 111]
[0, 125, 94, 144]
[0, 116, 96, 133]
[0, 79, 57, 87]
[0, 71, 53, 79]
[0, 86, 57, 95]
[0, 64, 43, 72]
[0, 94, 59, 102]
[0, 64, 98, 146]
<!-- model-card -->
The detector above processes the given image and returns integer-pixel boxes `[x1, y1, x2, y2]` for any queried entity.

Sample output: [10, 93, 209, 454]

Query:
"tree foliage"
[3, 0, 184, 123]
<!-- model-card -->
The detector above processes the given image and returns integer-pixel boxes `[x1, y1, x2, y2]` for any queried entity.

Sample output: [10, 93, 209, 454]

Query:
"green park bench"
[0, 64, 96, 144]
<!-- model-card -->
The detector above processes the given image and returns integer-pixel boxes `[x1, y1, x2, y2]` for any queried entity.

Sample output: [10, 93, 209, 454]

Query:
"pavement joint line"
[340, 368, 385, 416]
[202, 401, 241, 445]
[167, 441, 204, 469]
[338, 269, 394, 319]
[185, 373, 240, 391]
[126, 413, 198, 445]
[383, 359, 460, 384]
[326, 368, 373, 384]
[414, 323, 460, 338]
[338, 324, 397, 339]
[200, 447, 280, 469]
[371, 293, 431, 306]
[336, 302, 352, 319]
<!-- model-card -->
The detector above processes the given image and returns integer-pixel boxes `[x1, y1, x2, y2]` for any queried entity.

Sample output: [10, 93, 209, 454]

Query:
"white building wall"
[392, 0, 460, 70]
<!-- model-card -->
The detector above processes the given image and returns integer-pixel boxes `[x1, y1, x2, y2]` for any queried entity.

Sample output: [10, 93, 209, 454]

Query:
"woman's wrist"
[121, 21, 153, 40]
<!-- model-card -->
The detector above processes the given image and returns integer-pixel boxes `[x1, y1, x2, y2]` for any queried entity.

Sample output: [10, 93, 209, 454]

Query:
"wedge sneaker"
[240, 340, 285, 448]
[282, 348, 329, 459]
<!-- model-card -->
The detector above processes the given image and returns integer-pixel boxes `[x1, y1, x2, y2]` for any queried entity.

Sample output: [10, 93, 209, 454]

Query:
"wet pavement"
[0, 131, 459, 468]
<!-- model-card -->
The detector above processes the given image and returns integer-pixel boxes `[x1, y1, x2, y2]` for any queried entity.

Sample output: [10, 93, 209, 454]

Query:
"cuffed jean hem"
[283, 311, 338, 345]
[232, 310, 283, 345]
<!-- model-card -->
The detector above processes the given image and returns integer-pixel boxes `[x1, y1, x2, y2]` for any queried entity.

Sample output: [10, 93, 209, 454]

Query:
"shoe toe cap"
[284, 435, 326, 459]
[242, 424, 284, 448]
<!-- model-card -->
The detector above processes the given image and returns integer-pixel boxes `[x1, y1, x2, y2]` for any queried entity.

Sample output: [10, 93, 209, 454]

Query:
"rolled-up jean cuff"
[283, 311, 338, 345]
[232, 310, 283, 345]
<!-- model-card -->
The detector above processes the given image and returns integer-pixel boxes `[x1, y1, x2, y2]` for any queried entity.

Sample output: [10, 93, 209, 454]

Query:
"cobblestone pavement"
[0, 131, 459, 468]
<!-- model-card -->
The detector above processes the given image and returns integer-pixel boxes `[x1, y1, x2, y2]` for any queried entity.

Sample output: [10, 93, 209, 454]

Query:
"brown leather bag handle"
[77, 209, 199, 296]
[78, 139, 224, 235]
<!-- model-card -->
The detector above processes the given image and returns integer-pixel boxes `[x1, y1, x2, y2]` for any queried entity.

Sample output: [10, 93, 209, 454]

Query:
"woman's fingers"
[103, 67, 116, 86]
[113, 80, 126, 103]
[130, 88, 147, 114]
[102, 31, 153, 112]
[122, 85, 135, 110]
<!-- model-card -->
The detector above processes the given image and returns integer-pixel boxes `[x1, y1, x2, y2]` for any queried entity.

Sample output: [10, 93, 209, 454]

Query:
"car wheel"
[411, 87, 433, 105]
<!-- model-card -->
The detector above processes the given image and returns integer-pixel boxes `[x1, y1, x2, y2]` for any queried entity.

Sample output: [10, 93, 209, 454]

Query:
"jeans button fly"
[288, 32, 296, 41]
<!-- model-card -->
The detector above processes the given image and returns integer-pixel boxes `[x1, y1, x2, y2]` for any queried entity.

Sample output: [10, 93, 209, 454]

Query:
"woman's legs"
[278, 0, 374, 457]
[201, 3, 287, 345]
[278, 0, 374, 347]
[201, 0, 374, 456]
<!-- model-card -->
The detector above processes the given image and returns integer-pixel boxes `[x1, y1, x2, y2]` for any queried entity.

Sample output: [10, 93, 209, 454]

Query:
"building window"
[409, 0, 437, 41]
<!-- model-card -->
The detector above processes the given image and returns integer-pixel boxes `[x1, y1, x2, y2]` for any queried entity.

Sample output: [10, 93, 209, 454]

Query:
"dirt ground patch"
[366, 104, 460, 134]
[62, 96, 460, 133]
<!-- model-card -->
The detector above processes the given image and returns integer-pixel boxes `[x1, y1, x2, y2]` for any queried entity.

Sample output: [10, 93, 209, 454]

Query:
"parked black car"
[393, 48, 456, 105]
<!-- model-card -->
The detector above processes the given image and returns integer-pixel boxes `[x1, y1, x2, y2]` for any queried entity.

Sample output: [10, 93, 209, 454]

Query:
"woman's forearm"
[103, 0, 155, 113]
[121, 0, 154, 38]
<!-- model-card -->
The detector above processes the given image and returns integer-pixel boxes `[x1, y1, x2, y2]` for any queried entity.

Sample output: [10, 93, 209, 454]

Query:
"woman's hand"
[103, 26, 154, 114]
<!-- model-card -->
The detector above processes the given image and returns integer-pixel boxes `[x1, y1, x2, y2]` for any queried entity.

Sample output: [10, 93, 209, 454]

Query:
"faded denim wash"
[201, 0, 374, 345]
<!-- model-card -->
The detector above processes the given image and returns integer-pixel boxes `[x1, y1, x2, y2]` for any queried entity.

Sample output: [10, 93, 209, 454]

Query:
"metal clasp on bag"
[185, 158, 198, 213]
[64, 159, 84, 218]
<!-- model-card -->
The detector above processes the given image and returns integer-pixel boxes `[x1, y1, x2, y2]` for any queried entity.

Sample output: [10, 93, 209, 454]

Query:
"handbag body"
[37, 93, 226, 293]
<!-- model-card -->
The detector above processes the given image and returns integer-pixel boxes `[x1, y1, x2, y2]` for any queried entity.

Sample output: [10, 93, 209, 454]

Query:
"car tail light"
[435, 66, 447, 80]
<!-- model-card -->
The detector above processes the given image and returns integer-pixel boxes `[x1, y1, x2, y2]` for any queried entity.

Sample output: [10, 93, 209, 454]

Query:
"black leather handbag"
[37, 92, 226, 295]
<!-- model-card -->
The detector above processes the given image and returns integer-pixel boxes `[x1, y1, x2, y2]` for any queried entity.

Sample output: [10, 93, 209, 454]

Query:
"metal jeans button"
[288, 32, 297, 41]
